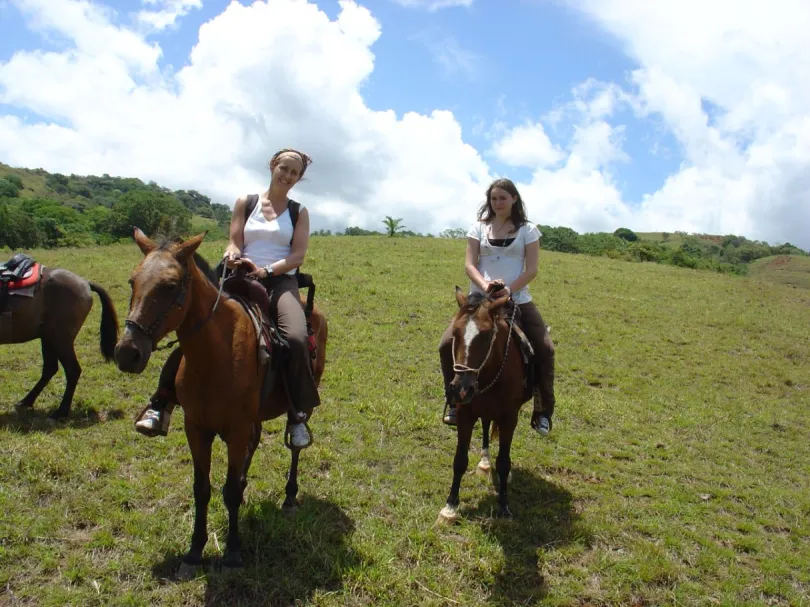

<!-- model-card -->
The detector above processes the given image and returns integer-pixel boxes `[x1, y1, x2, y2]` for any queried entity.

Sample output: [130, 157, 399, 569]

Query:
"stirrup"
[442, 402, 457, 426]
[284, 421, 313, 450]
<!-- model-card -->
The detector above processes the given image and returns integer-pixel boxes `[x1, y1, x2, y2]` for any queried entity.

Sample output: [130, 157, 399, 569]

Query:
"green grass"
[1, 236, 809, 606]
[749, 255, 810, 290]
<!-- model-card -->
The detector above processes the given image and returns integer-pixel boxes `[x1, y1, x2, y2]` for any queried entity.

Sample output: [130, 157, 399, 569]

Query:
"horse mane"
[154, 238, 219, 287]
[459, 292, 491, 316]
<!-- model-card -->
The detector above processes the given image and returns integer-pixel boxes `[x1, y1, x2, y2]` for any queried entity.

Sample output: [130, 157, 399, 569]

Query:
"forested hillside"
[0, 163, 231, 249]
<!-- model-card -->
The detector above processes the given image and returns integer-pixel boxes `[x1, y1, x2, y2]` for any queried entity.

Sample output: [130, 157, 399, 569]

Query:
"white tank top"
[242, 198, 298, 275]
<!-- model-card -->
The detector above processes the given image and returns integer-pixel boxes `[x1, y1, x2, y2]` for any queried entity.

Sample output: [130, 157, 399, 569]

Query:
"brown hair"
[477, 178, 529, 228]
[268, 148, 313, 180]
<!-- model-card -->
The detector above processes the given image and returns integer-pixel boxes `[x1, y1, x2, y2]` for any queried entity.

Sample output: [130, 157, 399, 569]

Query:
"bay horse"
[0, 254, 119, 419]
[113, 229, 328, 577]
[437, 286, 530, 524]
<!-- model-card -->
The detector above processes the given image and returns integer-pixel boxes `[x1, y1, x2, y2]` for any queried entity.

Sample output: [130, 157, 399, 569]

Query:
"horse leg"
[495, 418, 517, 518]
[49, 338, 82, 420]
[15, 338, 58, 410]
[476, 418, 492, 475]
[283, 445, 302, 514]
[222, 423, 260, 569]
[437, 414, 474, 524]
[178, 423, 214, 580]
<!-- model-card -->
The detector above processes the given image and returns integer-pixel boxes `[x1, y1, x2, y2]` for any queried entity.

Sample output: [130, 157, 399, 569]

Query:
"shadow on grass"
[0, 404, 113, 433]
[467, 467, 590, 606]
[151, 495, 360, 607]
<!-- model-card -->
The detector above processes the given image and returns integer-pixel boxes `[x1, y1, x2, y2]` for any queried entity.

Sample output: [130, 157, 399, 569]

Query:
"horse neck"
[480, 315, 513, 384]
[175, 261, 229, 346]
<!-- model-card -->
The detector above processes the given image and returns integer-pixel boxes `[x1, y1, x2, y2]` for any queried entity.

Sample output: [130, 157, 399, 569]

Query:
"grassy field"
[1, 236, 809, 606]
[749, 255, 810, 290]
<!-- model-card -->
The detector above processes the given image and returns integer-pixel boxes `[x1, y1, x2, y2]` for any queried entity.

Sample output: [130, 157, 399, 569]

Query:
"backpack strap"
[288, 199, 300, 245]
[243, 194, 259, 222]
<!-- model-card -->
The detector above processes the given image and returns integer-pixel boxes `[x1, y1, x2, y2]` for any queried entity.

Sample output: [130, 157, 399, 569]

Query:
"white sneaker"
[135, 408, 170, 437]
[289, 423, 311, 449]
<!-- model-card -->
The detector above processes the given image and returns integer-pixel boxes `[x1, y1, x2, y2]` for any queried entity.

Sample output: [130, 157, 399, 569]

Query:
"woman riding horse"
[134, 148, 320, 449]
[439, 177, 556, 435]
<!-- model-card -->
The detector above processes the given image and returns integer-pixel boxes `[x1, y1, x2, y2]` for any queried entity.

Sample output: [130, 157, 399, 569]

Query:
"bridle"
[124, 258, 228, 352]
[451, 300, 517, 395]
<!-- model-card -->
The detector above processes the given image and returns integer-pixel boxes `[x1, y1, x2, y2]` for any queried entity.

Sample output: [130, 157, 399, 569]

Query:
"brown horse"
[0, 256, 119, 419]
[437, 286, 529, 524]
[113, 229, 328, 577]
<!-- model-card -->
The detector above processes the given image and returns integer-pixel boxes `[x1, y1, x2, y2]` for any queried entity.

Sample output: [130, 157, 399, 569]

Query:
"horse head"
[448, 285, 512, 405]
[114, 228, 206, 374]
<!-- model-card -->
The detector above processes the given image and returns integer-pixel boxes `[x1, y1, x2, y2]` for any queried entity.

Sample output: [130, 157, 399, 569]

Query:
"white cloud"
[391, 0, 472, 11]
[562, 0, 810, 246]
[0, 0, 492, 236]
[137, 0, 202, 32]
[491, 122, 564, 169]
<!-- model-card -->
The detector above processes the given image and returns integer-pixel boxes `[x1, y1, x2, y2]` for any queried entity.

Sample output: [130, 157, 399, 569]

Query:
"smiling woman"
[130, 147, 321, 451]
[438, 178, 556, 435]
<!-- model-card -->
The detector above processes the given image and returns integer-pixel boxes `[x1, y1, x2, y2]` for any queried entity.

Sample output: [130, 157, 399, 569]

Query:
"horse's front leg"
[437, 410, 474, 524]
[222, 422, 260, 569]
[476, 418, 492, 475]
[495, 416, 517, 518]
[178, 423, 214, 580]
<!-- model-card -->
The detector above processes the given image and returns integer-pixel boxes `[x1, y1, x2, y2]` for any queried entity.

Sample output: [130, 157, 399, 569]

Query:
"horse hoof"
[177, 561, 199, 581]
[222, 552, 243, 570]
[496, 506, 513, 519]
[476, 460, 491, 476]
[48, 409, 69, 421]
[282, 501, 298, 516]
[14, 400, 33, 410]
[436, 505, 459, 525]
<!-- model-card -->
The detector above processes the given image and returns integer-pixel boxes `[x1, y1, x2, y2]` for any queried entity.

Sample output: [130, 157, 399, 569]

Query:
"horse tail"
[88, 281, 119, 361]
[490, 421, 499, 442]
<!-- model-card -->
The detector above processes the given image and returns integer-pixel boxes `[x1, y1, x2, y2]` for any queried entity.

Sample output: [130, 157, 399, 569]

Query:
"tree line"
[0, 170, 231, 249]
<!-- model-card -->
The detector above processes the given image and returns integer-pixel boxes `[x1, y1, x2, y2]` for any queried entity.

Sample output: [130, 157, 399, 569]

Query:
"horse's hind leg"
[15, 338, 58, 410]
[49, 338, 82, 420]
[495, 418, 517, 518]
[222, 423, 260, 568]
[179, 423, 214, 580]
[477, 419, 492, 475]
[282, 446, 302, 514]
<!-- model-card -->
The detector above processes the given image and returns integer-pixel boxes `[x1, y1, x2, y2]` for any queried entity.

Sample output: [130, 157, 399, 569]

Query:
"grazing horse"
[113, 229, 328, 577]
[0, 254, 119, 418]
[437, 286, 530, 524]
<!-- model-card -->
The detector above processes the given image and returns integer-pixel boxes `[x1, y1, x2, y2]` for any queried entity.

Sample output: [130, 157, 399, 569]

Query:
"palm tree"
[383, 216, 405, 237]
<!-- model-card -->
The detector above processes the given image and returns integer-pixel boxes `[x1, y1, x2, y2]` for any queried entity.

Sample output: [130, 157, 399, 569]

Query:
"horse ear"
[133, 227, 156, 256]
[455, 286, 467, 308]
[176, 231, 208, 263]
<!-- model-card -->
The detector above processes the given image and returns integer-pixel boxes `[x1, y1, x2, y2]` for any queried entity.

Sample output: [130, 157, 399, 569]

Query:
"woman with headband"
[133, 148, 320, 449]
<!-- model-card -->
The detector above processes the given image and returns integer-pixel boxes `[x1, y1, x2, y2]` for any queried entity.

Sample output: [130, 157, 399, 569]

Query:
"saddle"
[0, 253, 43, 315]
[219, 269, 319, 412]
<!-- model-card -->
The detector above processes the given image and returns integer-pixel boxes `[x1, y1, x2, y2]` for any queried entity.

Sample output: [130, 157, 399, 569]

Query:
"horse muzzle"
[114, 325, 153, 374]
[450, 374, 478, 405]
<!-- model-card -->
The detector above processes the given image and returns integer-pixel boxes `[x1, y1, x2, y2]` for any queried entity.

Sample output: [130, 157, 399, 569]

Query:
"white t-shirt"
[242, 200, 300, 275]
[467, 220, 542, 305]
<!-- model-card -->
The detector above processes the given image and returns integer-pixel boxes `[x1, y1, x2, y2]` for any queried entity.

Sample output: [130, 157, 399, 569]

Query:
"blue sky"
[0, 0, 679, 202]
[1, 0, 807, 246]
